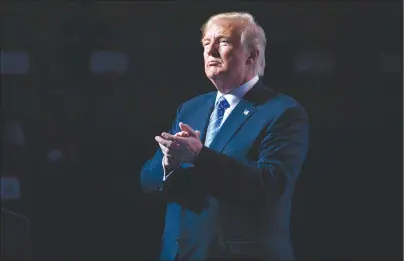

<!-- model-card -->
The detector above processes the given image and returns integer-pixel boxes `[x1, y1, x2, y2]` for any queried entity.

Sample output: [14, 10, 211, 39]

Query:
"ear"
[247, 49, 259, 65]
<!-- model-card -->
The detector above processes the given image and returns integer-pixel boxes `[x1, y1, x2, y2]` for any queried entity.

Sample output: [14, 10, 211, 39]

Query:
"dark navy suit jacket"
[140, 80, 309, 260]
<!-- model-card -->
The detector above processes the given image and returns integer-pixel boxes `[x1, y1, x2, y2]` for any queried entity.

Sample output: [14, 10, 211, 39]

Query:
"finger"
[179, 122, 194, 133]
[195, 130, 201, 139]
[158, 143, 168, 154]
[159, 144, 176, 157]
[175, 131, 189, 137]
[155, 136, 173, 147]
[179, 122, 198, 137]
[162, 133, 188, 145]
[161, 132, 184, 142]
[162, 154, 175, 166]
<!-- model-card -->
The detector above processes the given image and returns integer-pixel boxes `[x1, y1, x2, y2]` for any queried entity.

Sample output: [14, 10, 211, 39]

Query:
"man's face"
[202, 20, 249, 82]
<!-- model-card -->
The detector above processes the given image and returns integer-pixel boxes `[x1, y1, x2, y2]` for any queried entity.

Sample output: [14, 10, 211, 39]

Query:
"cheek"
[203, 52, 208, 62]
[221, 49, 236, 64]
[223, 55, 238, 70]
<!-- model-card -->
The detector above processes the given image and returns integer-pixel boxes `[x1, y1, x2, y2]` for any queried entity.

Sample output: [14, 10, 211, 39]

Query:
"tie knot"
[217, 96, 230, 110]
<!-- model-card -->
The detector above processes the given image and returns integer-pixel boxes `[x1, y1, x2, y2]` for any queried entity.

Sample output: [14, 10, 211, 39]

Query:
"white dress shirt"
[162, 75, 259, 181]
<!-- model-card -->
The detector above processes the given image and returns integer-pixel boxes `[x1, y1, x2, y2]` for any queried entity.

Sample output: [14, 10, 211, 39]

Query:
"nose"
[206, 43, 219, 57]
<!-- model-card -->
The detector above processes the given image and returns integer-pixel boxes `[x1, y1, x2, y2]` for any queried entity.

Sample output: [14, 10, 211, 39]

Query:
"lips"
[208, 61, 220, 66]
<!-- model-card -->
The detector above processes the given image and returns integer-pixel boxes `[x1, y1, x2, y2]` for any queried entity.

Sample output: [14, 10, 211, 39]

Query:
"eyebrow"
[201, 34, 230, 43]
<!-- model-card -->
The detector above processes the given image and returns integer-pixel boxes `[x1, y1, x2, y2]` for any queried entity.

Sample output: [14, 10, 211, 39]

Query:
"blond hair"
[201, 12, 267, 76]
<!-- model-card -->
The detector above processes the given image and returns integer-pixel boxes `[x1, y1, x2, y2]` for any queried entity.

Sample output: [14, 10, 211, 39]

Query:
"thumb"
[195, 130, 201, 139]
[179, 122, 198, 137]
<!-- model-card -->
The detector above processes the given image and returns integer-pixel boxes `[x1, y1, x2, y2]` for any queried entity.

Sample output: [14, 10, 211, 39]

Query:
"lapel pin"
[243, 109, 249, 115]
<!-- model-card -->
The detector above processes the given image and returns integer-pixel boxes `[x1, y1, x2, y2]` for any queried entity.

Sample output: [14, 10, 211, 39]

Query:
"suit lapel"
[184, 80, 277, 152]
[185, 93, 216, 143]
[207, 99, 256, 152]
[207, 80, 278, 152]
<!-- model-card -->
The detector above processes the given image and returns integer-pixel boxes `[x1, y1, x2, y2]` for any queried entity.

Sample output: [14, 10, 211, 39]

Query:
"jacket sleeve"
[192, 105, 309, 203]
[140, 103, 190, 196]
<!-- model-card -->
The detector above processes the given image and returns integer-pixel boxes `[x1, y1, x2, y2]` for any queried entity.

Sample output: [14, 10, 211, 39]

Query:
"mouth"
[208, 61, 221, 66]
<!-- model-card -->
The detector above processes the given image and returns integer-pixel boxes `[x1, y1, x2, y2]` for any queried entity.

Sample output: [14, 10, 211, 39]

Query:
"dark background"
[1, 1, 402, 260]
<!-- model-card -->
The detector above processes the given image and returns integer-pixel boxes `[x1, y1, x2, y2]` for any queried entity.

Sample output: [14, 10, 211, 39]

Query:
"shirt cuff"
[162, 159, 181, 181]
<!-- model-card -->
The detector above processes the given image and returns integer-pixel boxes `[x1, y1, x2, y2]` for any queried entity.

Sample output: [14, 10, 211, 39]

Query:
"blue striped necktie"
[204, 96, 230, 147]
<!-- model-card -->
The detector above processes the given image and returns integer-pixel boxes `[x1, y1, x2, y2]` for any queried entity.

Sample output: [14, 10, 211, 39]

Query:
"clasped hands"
[155, 122, 203, 169]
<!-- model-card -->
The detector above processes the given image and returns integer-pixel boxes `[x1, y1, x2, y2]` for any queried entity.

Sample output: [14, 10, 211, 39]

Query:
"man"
[0, 208, 31, 259]
[140, 12, 309, 260]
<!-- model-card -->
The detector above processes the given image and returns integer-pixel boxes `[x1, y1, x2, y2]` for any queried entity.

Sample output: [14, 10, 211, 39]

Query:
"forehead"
[202, 19, 242, 40]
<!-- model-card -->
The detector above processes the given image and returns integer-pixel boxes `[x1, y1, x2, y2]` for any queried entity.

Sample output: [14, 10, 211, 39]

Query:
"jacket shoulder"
[180, 91, 216, 110]
[259, 91, 307, 120]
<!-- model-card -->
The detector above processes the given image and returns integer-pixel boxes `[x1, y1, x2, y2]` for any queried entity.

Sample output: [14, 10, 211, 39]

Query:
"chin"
[206, 68, 224, 79]
[206, 73, 221, 82]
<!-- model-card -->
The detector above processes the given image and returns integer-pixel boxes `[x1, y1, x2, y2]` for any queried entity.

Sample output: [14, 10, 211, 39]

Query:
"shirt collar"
[215, 75, 259, 107]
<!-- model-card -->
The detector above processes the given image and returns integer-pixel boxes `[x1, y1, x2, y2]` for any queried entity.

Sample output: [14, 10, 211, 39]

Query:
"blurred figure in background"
[2, 115, 27, 215]
[2, 116, 26, 175]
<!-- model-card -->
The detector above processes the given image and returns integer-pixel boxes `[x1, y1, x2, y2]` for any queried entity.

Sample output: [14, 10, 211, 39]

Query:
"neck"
[211, 74, 256, 94]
